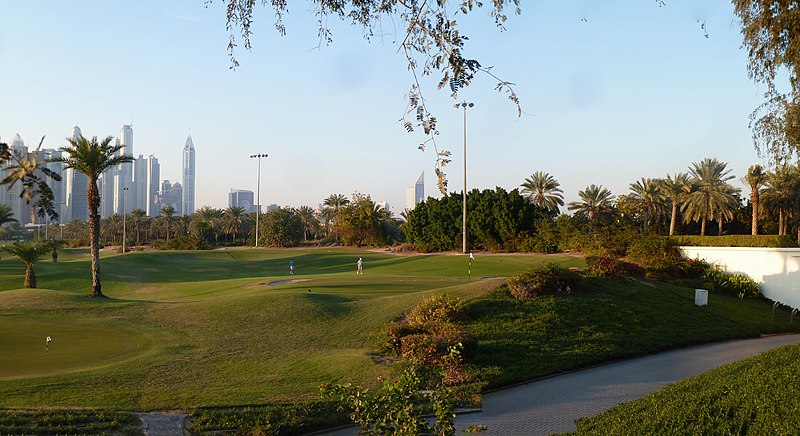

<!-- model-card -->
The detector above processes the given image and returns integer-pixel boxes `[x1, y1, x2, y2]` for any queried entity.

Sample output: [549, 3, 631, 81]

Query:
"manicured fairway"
[0, 247, 577, 409]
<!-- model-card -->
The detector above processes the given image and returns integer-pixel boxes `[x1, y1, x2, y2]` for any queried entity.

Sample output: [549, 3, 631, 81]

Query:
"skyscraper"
[145, 155, 160, 217]
[1, 134, 29, 224]
[67, 126, 89, 221]
[228, 189, 255, 213]
[405, 171, 425, 211]
[114, 124, 134, 215]
[133, 154, 147, 212]
[182, 135, 195, 215]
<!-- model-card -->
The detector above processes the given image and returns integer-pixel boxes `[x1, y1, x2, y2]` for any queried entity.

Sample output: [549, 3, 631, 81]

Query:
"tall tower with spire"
[182, 135, 195, 215]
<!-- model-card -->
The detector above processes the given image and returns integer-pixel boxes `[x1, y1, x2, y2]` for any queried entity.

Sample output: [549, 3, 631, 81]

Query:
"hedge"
[669, 235, 797, 248]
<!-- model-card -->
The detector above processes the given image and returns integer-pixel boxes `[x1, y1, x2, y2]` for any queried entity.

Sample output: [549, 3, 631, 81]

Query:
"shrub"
[585, 256, 624, 277]
[384, 323, 425, 354]
[507, 263, 581, 300]
[406, 294, 464, 326]
[702, 268, 761, 299]
[670, 234, 797, 248]
[626, 236, 684, 278]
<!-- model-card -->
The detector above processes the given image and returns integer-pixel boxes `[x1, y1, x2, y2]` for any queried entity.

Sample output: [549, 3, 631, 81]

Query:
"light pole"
[250, 154, 268, 247]
[456, 101, 474, 254]
[122, 187, 129, 253]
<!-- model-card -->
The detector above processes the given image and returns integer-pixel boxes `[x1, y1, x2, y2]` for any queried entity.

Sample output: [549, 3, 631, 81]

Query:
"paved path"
[322, 334, 800, 436]
[137, 411, 187, 435]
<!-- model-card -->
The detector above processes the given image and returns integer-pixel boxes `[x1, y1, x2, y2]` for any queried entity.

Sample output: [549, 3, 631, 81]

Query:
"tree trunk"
[669, 203, 678, 236]
[88, 178, 103, 297]
[751, 192, 759, 235]
[718, 213, 723, 236]
[25, 264, 36, 288]
[700, 218, 706, 236]
[779, 209, 785, 235]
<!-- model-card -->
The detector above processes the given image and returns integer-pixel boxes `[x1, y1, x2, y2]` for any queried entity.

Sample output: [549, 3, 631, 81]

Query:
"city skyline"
[0, 2, 778, 213]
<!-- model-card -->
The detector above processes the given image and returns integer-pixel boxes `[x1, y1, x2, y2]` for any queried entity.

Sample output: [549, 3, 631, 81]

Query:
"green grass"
[0, 409, 141, 435]
[0, 248, 579, 409]
[569, 344, 800, 435]
[465, 276, 800, 388]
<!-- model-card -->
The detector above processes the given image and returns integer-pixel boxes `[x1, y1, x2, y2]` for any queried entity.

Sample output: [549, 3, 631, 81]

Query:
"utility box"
[695, 289, 708, 306]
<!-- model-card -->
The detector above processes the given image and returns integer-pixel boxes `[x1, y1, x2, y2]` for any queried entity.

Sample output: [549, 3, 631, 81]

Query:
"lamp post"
[122, 187, 129, 253]
[456, 101, 474, 254]
[250, 154, 268, 247]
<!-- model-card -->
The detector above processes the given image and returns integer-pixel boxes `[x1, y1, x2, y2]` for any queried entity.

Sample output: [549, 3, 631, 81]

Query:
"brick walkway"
[322, 334, 800, 435]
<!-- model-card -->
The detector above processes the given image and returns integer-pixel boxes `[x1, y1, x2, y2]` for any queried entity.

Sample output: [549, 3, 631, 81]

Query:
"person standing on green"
[357, 257, 363, 274]
[289, 259, 295, 275]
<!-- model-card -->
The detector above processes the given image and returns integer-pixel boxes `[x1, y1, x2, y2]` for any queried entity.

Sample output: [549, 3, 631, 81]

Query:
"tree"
[51, 135, 134, 297]
[128, 208, 148, 245]
[0, 204, 19, 239]
[735, 1, 800, 162]
[2, 136, 61, 223]
[297, 205, 320, 242]
[337, 194, 384, 246]
[682, 158, 736, 236]
[742, 164, 767, 235]
[658, 173, 691, 236]
[625, 178, 664, 235]
[1, 241, 52, 288]
[520, 171, 564, 213]
[323, 194, 350, 241]
[260, 208, 304, 247]
[156, 205, 178, 241]
[221, 206, 246, 243]
[192, 206, 222, 244]
[762, 164, 799, 235]
[567, 185, 615, 225]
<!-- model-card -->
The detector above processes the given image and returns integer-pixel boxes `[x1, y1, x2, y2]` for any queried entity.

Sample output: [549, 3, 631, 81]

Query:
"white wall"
[680, 246, 800, 310]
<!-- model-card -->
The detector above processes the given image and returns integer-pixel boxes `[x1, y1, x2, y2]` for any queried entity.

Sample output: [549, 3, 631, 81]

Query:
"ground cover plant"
[569, 344, 800, 435]
[0, 409, 140, 435]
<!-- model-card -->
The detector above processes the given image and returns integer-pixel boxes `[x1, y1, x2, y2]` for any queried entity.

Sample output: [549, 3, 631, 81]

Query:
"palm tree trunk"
[718, 212, 723, 236]
[700, 218, 706, 236]
[25, 263, 35, 288]
[751, 193, 759, 235]
[779, 209, 785, 235]
[669, 203, 678, 236]
[88, 179, 103, 297]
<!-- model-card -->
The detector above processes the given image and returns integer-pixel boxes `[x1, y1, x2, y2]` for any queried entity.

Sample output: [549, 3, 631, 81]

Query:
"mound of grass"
[570, 344, 800, 435]
[465, 276, 800, 388]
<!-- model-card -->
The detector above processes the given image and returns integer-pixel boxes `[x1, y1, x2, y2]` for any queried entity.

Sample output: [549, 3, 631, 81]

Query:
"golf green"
[0, 315, 151, 379]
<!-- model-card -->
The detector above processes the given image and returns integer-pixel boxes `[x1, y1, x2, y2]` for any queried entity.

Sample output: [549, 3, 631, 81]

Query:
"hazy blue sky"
[0, 1, 771, 212]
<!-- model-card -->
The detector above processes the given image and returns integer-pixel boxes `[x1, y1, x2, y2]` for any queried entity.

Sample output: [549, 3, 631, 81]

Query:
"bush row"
[669, 234, 797, 247]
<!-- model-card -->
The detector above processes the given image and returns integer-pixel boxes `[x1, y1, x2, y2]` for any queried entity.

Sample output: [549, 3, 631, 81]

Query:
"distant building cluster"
[0, 125, 197, 225]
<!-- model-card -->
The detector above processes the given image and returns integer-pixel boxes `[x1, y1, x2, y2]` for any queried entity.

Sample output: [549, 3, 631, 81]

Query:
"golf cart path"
[323, 333, 800, 435]
[137, 411, 186, 435]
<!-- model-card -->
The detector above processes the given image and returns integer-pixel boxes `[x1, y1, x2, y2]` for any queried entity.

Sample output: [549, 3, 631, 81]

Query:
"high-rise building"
[114, 124, 134, 215]
[66, 126, 89, 221]
[145, 155, 160, 217]
[1, 134, 30, 224]
[155, 180, 183, 215]
[133, 154, 147, 212]
[405, 171, 425, 211]
[228, 189, 255, 213]
[35, 148, 65, 225]
[182, 135, 195, 215]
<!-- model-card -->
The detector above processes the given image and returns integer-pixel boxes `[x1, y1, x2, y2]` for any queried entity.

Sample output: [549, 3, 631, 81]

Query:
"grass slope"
[570, 344, 800, 435]
[467, 277, 800, 389]
[0, 248, 578, 409]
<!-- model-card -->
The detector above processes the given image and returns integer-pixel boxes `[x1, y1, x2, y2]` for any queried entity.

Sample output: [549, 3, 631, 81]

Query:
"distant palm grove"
[4, 157, 800, 252]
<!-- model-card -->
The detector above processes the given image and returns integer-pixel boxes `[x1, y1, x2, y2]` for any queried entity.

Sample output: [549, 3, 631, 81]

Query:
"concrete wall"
[680, 246, 800, 310]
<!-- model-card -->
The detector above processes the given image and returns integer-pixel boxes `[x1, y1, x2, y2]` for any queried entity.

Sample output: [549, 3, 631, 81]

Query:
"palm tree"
[762, 164, 799, 235]
[626, 178, 663, 235]
[51, 135, 133, 297]
[742, 164, 767, 235]
[520, 171, 564, 212]
[157, 205, 178, 241]
[0, 204, 19, 240]
[221, 206, 246, 243]
[1, 241, 52, 288]
[128, 208, 148, 245]
[192, 206, 222, 243]
[323, 194, 349, 241]
[658, 173, 691, 236]
[297, 205, 319, 241]
[682, 158, 735, 236]
[567, 184, 615, 225]
[712, 183, 742, 235]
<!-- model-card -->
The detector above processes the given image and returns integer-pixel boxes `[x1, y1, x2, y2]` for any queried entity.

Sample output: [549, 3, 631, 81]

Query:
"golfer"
[289, 259, 295, 275]
[357, 257, 363, 274]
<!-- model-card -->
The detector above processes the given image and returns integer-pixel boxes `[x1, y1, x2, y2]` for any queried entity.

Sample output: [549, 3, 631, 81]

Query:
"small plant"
[702, 268, 761, 299]
[406, 294, 464, 326]
[506, 263, 581, 300]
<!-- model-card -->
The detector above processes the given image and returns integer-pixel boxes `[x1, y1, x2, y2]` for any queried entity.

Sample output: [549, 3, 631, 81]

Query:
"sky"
[0, 1, 774, 213]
